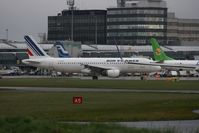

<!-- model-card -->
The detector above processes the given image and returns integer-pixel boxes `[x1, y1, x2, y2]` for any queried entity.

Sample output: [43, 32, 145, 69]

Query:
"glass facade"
[167, 13, 199, 45]
[48, 10, 107, 44]
[107, 7, 167, 45]
[107, 9, 165, 15]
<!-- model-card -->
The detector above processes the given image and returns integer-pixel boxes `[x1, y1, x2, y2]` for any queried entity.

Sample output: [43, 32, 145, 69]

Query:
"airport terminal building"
[107, 0, 167, 45]
[167, 13, 199, 46]
[47, 0, 199, 47]
[48, 10, 107, 44]
[0, 41, 52, 69]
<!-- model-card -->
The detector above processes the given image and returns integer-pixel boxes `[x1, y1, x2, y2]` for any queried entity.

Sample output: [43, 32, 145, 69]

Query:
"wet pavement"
[119, 120, 199, 133]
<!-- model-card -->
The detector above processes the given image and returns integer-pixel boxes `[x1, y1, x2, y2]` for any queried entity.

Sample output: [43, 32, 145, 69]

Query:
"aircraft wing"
[128, 62, 197, 69]
[82, 64, 116, 74]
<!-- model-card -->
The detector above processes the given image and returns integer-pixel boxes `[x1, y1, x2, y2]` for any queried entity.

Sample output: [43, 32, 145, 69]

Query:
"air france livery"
[22, 35, 161, 80]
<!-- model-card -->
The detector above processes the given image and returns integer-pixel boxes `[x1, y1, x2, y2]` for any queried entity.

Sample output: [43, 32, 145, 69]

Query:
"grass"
[0, 78, 199, 90]
[0, 117, 176, 133]
[0, 92, 199, 121]
[0, 78, 199, 132]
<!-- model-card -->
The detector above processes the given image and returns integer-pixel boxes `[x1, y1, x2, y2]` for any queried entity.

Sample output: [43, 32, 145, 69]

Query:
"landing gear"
[92, 76, 98, 80]
[140, 73, 148, 80]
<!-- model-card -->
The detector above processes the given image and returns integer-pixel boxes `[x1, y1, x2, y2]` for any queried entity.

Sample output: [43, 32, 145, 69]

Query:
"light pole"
[67, 0, 75, 41]
[6, 29, 8, 41]
[95, 16, 98, 44]
[71, 8, 74, 41]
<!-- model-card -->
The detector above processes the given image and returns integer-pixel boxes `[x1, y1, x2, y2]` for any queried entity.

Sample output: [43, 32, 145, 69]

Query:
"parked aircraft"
[129, 38, 199, 72]
[151, 38, 199, 71]
[54, 42, 70, 58]
[22, 35, 161, 80]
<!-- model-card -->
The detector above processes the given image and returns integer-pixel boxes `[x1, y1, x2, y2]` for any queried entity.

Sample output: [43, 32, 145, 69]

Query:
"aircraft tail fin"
[150, 38, 174, 61]
[55, 42, 70, 58]
[24, 35, 50, 59]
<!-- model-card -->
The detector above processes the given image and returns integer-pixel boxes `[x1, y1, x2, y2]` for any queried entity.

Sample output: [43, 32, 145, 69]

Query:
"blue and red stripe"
[24, 36, 45, 56]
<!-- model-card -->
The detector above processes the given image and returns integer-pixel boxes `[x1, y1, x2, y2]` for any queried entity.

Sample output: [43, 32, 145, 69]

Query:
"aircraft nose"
[156, 66, 162, 71]
[151, 66, 161, 72]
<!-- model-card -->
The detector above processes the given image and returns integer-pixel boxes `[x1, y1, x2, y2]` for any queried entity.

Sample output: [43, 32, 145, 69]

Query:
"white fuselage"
[23, 57, 161, 74]
[162, 60, 199, 71]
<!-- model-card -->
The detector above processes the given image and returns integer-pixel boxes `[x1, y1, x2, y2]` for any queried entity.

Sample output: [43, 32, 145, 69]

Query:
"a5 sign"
[73, 96, 83, 104]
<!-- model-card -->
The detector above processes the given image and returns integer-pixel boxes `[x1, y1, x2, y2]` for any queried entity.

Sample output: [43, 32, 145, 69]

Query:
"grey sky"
[0, 0, 199, 41]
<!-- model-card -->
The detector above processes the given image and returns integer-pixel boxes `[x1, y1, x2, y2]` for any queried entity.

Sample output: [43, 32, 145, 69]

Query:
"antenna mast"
[67, 0, 75, 41]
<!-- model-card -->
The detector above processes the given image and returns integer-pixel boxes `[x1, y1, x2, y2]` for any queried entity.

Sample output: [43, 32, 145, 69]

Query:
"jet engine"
[106, 70, 120, 78]
[195, 67, 199, 72]
[81, 68, 91, 74]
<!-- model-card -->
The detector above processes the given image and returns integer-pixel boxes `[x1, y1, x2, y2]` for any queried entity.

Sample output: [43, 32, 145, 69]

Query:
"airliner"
[129, 38, 199, 72]
[22, 35, 161, 80]
[54, 42, 70, 58]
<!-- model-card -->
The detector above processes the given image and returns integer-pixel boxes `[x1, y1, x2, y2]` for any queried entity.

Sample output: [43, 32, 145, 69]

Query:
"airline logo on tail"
[27, 49, 33, 56]
[24, 35, 49, 58]
[155, 48, 161, 56]
[150, 38, 174, 61]
[55, 42, 70, 58]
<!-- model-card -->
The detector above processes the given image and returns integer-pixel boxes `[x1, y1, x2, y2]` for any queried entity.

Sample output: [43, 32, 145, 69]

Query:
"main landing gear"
[140, 73, 148, 80]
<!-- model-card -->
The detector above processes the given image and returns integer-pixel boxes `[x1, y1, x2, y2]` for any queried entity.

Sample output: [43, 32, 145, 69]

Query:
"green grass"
[0, 79, 199, 132]
[0, 117, 175, 133]
[0, 78, 199, 90]
[0, 92, 199, 121]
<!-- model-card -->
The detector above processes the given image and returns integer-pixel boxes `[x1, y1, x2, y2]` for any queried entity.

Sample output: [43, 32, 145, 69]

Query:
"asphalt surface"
[1, 87, 199, 94]
[2, 75, 199, 81]
[119, 120, 199, 133]
[65, 120, 199, 133]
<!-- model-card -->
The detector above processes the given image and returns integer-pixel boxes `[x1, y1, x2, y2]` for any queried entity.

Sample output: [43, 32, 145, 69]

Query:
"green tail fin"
[150, 38, 174, 61]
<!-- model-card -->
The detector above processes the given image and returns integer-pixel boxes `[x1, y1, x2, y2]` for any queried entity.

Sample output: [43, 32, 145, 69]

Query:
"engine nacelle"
[81, 68, 91, 74]
[106, 70, 120, 78]
[195, 67, 199, 72]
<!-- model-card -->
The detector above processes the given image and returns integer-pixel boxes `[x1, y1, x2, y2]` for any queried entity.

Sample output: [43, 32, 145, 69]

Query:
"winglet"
[150, 38, 174, 61]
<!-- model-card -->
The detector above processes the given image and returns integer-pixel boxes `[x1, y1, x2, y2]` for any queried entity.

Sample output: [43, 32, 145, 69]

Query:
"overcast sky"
[0, 0, 199, 41]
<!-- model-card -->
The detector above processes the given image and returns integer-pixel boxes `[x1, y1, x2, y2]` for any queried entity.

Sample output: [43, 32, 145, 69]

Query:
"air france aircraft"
[22, 35, 161, 80]
[54, 42, 70, 58]
[129, 38, 199, 72]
